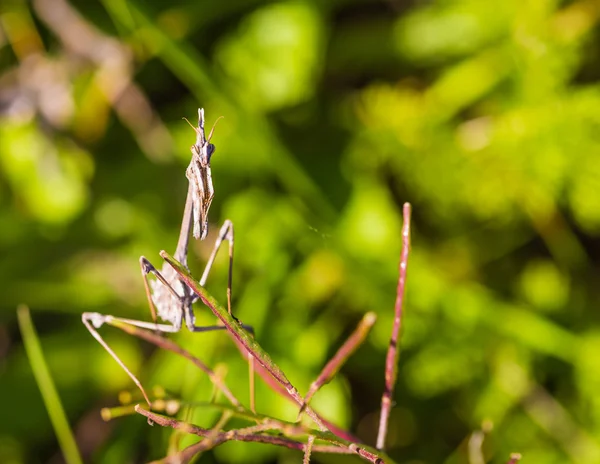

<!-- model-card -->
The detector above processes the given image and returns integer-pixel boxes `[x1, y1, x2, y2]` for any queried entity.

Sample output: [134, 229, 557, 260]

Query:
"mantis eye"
[207, 143, 215, 161]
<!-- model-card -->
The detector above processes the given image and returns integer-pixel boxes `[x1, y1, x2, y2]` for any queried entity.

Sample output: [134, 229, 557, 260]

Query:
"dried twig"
[376, 202, 412, 450]
[304, 435, 315, 464]
[231, 335, 361, 442]
[136, 407, 389, 464]
[298, 312, 377, 417]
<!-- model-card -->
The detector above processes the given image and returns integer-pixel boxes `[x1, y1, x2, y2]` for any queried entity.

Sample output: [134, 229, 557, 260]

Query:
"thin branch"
[160, 250, 328, 432]
[136, 406, 391, 464]
[232, 337, 360, 442]
[159, 434, 349, 464]
[109, 399, 350, 443]
[376, 202, 412, 450]
[138, 406, 346, 459]
[304, 435, 315, 464]
[299, 312, 376, 417]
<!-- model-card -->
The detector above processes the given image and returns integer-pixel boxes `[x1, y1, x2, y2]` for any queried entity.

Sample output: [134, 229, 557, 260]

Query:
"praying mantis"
[82, 109, 249, 407]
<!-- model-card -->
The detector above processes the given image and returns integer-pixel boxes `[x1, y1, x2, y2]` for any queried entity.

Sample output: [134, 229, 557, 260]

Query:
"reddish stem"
[376, 203, 412, 450]
[161, 250, 329, 432]
[137, 406, 386, 464]
[231, 336, 361, 443]
[300, 312, 376, 415]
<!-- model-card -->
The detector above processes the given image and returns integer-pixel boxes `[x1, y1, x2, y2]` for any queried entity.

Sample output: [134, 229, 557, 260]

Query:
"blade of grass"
[17, 305, 83, 464]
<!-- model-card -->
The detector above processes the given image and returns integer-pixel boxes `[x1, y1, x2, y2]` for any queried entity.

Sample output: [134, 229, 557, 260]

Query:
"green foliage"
[1, 0, 599, 462]
[16, 306, 83, 464]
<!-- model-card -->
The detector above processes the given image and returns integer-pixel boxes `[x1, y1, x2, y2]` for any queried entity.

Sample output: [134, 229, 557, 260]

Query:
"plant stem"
[160, 250, 328, 431]
[300, 312, 376, 416]
[137, 406, 392, 464]
[304, 435, 315, 464]
[376, 202, 412, 450]
[232, 338, 361, 442]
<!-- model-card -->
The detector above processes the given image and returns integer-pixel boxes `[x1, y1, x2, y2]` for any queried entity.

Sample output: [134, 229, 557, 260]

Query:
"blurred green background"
[1, 0, 599, 463]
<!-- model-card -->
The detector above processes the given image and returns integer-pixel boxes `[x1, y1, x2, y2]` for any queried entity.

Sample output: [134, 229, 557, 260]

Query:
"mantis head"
[184, 108, 222, 240]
